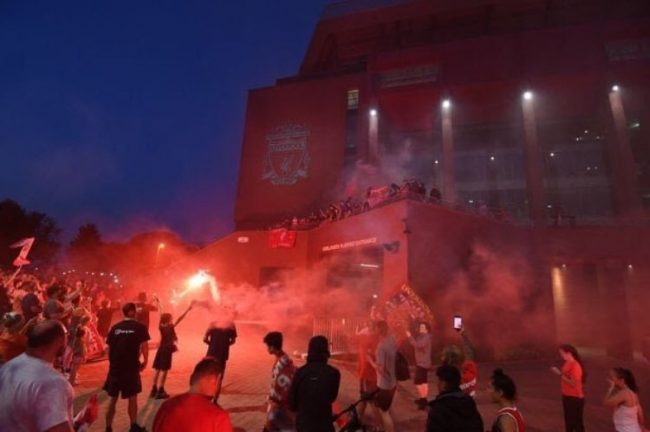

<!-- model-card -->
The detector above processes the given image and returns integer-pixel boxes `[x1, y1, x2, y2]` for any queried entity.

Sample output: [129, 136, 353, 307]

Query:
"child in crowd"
[150, 299, 193, 399]
[69, 315, 90, 385]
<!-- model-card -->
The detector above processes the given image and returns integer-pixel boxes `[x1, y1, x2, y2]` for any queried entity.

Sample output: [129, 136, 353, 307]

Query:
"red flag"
[268, 228, 297, 248]
[10, 237, 35, 267]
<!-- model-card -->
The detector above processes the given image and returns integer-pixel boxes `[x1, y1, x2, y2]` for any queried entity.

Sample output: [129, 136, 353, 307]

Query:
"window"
[347, 89, 359, 110]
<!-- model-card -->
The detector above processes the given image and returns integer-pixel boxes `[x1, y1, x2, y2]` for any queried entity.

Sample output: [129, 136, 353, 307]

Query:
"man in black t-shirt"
[203, 321, 237, 402]
[135, 292, 157, 332]
[103, 302, 150, 432]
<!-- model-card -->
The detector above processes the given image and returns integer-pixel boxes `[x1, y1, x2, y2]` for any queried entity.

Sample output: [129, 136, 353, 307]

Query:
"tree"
[0, 199, 61, 268]
[68, 224, 105, 271]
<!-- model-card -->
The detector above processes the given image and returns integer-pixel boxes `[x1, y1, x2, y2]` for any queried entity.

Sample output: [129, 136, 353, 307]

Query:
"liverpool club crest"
[262, 124, 310, 185]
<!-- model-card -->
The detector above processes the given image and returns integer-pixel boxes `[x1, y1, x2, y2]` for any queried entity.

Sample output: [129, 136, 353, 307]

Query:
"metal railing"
[312, 316, 368, 354]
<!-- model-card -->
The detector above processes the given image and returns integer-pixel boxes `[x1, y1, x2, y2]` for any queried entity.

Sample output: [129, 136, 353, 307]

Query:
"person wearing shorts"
[367, 321, 397, 432]
[406, 322, 433, 410]
[103, 302, 150, 432]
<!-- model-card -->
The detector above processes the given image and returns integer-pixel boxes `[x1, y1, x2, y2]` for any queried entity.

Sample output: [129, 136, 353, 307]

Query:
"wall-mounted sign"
[322, 237, 377, 252]
[377, 64, 440, 89]
[262, 124, 311, 185]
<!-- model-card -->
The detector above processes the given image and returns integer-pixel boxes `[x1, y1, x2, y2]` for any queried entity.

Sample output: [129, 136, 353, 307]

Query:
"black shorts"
[103, 373, 142, 399]
[153, 346, 174, 371]
[374, 387, 396, 412]
[414, 366, 429, 385]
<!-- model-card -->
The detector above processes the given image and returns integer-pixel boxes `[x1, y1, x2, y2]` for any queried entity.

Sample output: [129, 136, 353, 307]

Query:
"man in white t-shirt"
[0, 320, 96, 432]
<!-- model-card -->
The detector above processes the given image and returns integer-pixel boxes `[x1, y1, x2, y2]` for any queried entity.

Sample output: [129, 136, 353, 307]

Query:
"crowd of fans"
[271, 178, 515, 231]
[0, 266, 649, 431]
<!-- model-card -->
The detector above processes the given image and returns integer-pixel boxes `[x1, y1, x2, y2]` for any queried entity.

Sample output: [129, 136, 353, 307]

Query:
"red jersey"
[357, 332, 379, 382]
[269, 352, 296, 405]
[459, 360, 478, 397]
[492, 407, 525, 432]
[560, 359, 584, 398]
[153, 393, 233, 432]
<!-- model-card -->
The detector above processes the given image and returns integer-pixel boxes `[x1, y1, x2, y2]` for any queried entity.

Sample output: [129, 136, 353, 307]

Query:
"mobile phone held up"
[453, 315, 463, 331]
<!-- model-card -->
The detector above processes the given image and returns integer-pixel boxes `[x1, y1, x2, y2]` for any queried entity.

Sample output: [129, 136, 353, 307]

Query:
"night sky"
[0, 0, 327, 244]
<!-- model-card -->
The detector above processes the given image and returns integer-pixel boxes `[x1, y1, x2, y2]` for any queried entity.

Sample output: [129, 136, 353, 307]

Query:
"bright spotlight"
[441, 99, 451, 109]
[612, 85, 620, 92]
[523, 91, 533, 101]
[369, 109, 377, 117]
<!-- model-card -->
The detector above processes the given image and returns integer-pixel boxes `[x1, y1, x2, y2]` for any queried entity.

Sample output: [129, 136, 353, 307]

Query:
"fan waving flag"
[10, 237, 35, 267]
[382, 283, 435, 335]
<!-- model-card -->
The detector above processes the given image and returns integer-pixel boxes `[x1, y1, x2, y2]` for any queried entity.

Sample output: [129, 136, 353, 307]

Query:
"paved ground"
[73, 323, 650, 431]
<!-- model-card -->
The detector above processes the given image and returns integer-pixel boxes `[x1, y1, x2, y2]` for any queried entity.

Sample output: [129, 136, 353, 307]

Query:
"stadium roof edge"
[321, 0, 417, 20]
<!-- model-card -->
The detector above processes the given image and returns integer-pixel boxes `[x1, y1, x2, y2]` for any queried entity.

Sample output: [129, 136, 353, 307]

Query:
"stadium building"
[187, 0, 650, 358]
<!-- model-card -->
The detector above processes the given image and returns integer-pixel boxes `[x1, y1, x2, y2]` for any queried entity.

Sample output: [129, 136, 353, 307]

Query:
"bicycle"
[333, 389, 380, 432]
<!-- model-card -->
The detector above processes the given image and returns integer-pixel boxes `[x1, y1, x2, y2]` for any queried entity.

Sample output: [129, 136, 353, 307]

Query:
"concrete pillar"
[596, 259, 633, 360]
[368, 107, 380, 165]
[608, 88, 643, 219]
[521, 92, 546, 225]
[441, 101, 456, 204]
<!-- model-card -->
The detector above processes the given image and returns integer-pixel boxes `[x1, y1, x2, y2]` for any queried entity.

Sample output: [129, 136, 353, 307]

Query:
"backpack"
[395, 351, 410, 381]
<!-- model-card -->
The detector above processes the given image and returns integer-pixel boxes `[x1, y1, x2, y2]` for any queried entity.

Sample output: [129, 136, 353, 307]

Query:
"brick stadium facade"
[190, 0, 650, 357]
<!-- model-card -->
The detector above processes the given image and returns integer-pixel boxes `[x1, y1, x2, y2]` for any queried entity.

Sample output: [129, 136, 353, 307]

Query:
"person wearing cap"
[289, 335, 340, 432]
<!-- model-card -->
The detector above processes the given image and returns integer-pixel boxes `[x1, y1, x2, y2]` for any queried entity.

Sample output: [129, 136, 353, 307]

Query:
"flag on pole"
[383, 283, 435, 335]
[10, 237, 35, 267]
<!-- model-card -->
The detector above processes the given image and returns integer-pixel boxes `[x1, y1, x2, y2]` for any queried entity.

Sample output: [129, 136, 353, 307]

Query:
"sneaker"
[149, 386, 158, 398]
[156, 388, 170, 399]
[129, 424, 146, 432]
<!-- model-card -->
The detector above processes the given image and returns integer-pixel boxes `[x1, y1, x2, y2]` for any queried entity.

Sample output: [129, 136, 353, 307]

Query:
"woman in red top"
[551, 344, 585, 432]
[489, 368, 525, 432]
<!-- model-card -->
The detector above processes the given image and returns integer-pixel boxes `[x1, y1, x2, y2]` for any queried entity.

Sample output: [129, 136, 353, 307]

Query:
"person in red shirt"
[356, 321, 379, 419]
[153, 357, 233, 432]
[551, 344, 585, 432]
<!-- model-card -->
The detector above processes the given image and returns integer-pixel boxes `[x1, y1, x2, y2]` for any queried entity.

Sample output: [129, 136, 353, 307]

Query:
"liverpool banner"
[268, 228, 297, 249]
[383, 283, 435, 333]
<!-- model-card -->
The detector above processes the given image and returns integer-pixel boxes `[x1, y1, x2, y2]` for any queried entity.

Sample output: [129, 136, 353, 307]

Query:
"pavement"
[72, 322, 650, 432]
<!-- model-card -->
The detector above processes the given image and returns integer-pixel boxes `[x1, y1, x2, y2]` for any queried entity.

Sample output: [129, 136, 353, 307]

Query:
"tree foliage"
[68, 223, 105, 271]
[0, 199, 61, 269]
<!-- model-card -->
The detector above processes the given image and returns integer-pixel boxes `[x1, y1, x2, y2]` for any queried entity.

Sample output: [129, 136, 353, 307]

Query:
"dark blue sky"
[0, 0, 327, 244]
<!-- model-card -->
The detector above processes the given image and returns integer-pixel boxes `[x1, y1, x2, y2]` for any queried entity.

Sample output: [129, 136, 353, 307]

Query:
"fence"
[312, 316, 368, 354]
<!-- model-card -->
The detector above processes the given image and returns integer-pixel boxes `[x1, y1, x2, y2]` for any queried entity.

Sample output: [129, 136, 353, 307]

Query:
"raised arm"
[603, 385, 626, 407]
[174, 303, 193, 326]
[152, 295, 163, 316]
[459, 328, 475, 360]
